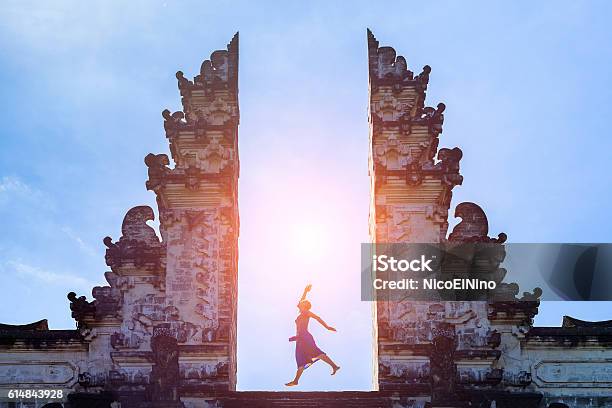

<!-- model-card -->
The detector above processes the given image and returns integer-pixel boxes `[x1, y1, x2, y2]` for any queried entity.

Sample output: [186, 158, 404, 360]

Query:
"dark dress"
[292, 312, 325, 369]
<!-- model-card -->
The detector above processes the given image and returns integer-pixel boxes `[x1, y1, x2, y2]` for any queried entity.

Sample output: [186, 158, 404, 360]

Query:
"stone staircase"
[218, 391, 398, 408]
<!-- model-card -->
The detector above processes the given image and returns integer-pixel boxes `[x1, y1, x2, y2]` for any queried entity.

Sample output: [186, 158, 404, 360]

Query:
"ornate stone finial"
[67, 292, 95, 329]
[177, 32, 240, 92]
[438, 147, 464, 187]
[176, 70, 189, 87]
[449, 202, 489, 241]
[120, 206, 158, 245]
[162, 109, 186, 130]
[103, 206, 163, 271]
[420, 102, 445, 137]
[367, 28, 412, 81]
[520, 287, 543, 301]
[416, 65, 432, 86]
[448, 202, 508, 243]
[422, 102, 445, 119]
[145, 153, 170, 191]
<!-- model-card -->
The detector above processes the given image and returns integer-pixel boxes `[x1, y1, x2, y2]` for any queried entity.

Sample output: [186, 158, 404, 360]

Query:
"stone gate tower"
[367, 29, 512, 405]
[146, 32, 240, 391]
[366, 30, 612, 408]
[367, 26, 461, 389]
[55, 34, 240, 406]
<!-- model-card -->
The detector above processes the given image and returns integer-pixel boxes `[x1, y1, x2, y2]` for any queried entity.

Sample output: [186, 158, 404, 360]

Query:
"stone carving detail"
[190, 94, 238, 125]
[68, 271, 124, 334]
[519, 287, 543, 301]
[194, 137, 233, 173]
[420, 102, 445, 137]
[181, 361, 229, 382]
[103, 206, 164, 272]
[145, 153, 170, 191]
[448, 202, 507, 243]
[176, 33, 239, 121]
[503, 370, 532, 387]
[0, 362, 77, 385]
[161, 209, 221, 343]
[405, 162, 424, 186]
[120, 206, 159, 245]
[67, 292, 95, 329]
[77, 371, 93, 387]
[415, 65, 432, 86]
[162, 109, 187, 129]
[149, 333, 181, 404]
[371, 94, 410, 121]
[368, 29, 412, 81]
[91, 272, 122, 319]
[198, 34, 238, 87]
[449, 202, 489, 241]
[430, 324, 456, 404]
[534, 361, 612, 387]
[436, 147, 463, 185]
[373, 136, 411, 171]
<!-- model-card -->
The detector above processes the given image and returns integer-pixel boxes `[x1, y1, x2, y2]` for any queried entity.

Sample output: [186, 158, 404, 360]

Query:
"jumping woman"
[285, 284, 340, 387]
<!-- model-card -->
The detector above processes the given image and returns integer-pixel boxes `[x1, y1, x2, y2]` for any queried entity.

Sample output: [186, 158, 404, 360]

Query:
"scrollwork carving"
[67, 292, 95, 329]
[145, 153, 170, 191]
[448, 202, 507, 243]
[103, 206, 163, 273]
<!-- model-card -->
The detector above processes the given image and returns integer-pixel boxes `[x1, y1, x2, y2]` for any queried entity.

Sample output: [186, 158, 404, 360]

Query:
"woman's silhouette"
[285, 284, 340, 386]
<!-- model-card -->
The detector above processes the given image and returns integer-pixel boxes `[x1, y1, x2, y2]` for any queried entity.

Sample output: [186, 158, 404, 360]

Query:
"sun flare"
[287, 221, 331, 261]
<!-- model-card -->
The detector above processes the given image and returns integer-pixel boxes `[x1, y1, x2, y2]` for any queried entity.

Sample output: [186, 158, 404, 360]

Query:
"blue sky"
[1, 0, 611, 391]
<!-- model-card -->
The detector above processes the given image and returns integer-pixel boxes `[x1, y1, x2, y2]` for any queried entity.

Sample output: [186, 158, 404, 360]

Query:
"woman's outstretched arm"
[300, 284, 312, 301]
[309, 311, 337, 332]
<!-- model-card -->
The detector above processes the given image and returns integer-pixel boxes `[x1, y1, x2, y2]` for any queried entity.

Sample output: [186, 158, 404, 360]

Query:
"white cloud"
[0, 176, 51, 210]
[0, 176, 32, 195]
[61, 226, 98, 258]
[3, 260, 96, 292]
[0, 176, 36, 206]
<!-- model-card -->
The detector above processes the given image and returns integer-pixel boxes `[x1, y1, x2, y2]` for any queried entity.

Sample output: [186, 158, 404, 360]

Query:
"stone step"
[219, 391, 396, 408]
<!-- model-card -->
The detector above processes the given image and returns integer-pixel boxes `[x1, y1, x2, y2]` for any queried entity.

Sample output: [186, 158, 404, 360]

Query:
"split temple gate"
[0, 32, 611, 408]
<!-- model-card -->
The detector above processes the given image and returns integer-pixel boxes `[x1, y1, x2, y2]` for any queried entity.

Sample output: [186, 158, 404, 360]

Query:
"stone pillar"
[367, 31, 537, 406]
[146, 33, 239, 392]
[367, 29, 463, 396]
